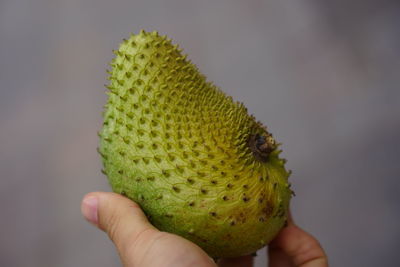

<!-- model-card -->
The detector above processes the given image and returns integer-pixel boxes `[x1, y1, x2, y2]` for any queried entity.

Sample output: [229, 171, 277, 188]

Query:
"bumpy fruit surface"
[99, 30, 292, 258]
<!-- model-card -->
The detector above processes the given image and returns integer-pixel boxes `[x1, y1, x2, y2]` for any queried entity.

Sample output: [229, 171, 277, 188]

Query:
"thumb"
[268, 211, 328, 267]
[81, 192, 158, 263]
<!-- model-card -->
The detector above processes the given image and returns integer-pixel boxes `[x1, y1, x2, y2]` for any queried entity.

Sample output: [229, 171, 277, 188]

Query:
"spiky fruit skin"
[99, 30, 292, 258]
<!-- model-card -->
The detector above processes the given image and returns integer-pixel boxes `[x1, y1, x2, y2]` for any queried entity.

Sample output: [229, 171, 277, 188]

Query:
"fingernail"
[82, 196, 98, 225]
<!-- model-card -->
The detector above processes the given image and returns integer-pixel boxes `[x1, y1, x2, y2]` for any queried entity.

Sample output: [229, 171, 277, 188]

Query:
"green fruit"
[99, 30, 292, 258]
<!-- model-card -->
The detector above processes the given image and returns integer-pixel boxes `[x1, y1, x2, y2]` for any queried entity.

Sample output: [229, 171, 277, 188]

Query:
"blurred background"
[1, 0, 399, 266]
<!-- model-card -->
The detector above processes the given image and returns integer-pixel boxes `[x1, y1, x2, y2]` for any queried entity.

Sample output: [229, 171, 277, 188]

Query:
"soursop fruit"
[98, 30, 292, 258]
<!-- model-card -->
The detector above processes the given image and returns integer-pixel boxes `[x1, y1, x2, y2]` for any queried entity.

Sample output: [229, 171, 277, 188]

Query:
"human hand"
[81, 192, 327, 267]
[217, 212, 328, 267]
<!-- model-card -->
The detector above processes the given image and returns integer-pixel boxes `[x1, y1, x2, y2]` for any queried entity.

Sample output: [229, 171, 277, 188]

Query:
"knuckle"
[104, 209, 123, 243]
[125, 229, 165, 260]
[294, 237, 327, 266]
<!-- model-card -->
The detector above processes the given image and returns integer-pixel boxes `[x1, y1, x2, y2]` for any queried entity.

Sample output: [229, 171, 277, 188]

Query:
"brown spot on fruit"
[162, 170, 170, 177]
[262, 203, 274, 218]
[172, 186, 180, 193]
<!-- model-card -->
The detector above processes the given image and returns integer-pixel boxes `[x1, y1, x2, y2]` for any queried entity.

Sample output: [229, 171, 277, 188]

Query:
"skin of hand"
[81, 192, 328, 267]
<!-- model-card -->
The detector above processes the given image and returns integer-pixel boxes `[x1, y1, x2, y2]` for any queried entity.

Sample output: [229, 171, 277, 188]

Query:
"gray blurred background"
[1, 0, 399, 266]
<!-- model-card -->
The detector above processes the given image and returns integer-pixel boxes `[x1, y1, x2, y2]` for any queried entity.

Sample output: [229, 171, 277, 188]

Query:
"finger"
[217, 255, 253, 267]
[81, 192, 158, 263]
[268, 212, 328, 267]
[81, 192, 217, 267]
[267, 211, 295, 267]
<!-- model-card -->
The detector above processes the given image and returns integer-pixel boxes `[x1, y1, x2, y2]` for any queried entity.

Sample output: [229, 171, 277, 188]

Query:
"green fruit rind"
[99, 30, 292, 258]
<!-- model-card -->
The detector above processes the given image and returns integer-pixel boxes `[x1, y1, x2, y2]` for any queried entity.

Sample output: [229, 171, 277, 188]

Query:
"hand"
[216, 213, 328, 267]
[81, 192, 327, 267]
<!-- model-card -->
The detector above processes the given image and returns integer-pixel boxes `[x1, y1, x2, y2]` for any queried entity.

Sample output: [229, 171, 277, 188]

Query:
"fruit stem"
[249, 133, 276, 162]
